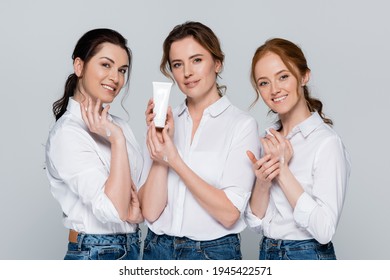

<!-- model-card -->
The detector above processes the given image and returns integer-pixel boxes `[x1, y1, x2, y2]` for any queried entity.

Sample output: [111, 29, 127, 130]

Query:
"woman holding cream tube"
[245, 38, 351, 259]
[45, 28, 143, 260]
[139, 21, 260, 260]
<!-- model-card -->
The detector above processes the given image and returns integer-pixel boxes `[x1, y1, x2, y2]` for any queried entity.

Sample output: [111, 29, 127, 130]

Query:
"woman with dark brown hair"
[45, 28, 143, 260]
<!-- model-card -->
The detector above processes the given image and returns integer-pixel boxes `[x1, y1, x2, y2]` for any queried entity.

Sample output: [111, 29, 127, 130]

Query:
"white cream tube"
[152, 81, 173, 128]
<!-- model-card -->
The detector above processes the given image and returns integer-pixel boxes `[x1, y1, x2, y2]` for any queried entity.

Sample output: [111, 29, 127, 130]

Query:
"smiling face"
[74, 42, 129, 105]
[254, 52, 309, 118]
[169, 36, 221, 104]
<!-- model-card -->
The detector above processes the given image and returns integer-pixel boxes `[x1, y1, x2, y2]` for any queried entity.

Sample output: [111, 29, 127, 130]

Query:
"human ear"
[215, 60, 222, 74]
[301, 70, 311, 86]
[73, 57, 84, 78]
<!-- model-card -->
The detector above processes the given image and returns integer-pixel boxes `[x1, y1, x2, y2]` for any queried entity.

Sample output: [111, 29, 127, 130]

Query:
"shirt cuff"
[244, 204, 263, 234]
[293, 192, 317, 228]
[224, 189, 251, 213]
[92, 191, 123, 224]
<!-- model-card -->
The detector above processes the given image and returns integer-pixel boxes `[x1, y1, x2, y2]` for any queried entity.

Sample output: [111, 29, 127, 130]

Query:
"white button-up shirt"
[141, 96, 261, 241]
[45, 98, 143, 234]
[245, 112, 351, 244]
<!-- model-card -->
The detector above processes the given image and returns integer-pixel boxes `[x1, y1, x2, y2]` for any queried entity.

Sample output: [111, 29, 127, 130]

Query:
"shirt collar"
[178, 95, 231, 117]
[177, 101, 187, 116]
[267, 111, 324, 139]
[297, 111, 324, 137]
[67, 97, 83, 120]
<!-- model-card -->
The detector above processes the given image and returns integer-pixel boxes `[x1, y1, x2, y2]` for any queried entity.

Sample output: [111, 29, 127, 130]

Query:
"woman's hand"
[262, 128, 293, 168]
[127, 183, 144, 224]
[247, 150, 275, 219]
[145, 98, 155, 127]
[146, 122, 179, 165]
[81, 97, 123, 142]
[262, 129, 304, 209]
[145, 98, 175, 139]
[246, 151, 280, 189]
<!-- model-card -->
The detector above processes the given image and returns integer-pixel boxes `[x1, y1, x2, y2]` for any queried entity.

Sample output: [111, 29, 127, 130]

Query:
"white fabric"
[45, 98, 143, 234]
[245, 112, 351, 244]
[141, 96, 261, 240]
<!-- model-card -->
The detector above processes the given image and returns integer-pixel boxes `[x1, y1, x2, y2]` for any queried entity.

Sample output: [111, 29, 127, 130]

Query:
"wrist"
[255, 179, 272, 192]
[109, 132, 125, 145]
[167, 152, 182, 170]
[276, 165, 290, 185]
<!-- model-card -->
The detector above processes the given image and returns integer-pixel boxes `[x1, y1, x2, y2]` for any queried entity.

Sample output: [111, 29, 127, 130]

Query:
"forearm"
[139, 162, 169, 222]
[276, 167, 304, 209]
[249, 180, 271, 219]
[104, 136, 132, 221]
[171, 157, 239, 228]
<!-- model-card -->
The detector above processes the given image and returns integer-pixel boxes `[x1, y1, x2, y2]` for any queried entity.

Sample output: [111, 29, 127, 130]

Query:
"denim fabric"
[142, 229, 242, 260]
[259, 237, 336, 260]
[64, 229, 141, 260]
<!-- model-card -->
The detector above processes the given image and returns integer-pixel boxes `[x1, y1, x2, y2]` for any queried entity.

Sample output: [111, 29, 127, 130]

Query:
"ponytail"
[303, 85, 333, 125]
[52, 73, 78, 121]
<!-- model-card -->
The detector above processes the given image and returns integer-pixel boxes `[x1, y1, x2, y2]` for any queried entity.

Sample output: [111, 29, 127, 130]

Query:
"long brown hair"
[52, 28, 132, 121]
[160, 21, 226, 96]
[250, 38, 333, 125]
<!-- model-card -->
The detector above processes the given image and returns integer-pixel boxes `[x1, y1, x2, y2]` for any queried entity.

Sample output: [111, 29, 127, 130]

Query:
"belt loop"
[277, 239, 282, 249]
[196, 241, 201, 251]
[137, 227, 142, 246]
[263, 236, 270, 250]
[77, 233, 85, 251]
[137, 226, 141, 241]
[152, 230, 159, 243]
[126, 232, 131, 251]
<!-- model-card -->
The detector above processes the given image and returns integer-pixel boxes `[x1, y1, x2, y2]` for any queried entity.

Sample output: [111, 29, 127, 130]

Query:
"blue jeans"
[142, 228, 242, 260]
[64, 229, 141, 260]
[259, 236, 336, 260]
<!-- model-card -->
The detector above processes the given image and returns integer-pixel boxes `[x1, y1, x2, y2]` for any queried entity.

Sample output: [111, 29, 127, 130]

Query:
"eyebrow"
[100, 56, 129, 68]
[256, 69, 289, 82]
[171, 53, 204, 64]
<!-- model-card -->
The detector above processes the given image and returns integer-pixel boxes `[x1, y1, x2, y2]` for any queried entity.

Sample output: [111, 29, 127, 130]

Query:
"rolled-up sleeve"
[244, 204, 264, 234]
[48, 127, 122, 224]
[293, 135, 351, 244]
[220, 116, 260, 213]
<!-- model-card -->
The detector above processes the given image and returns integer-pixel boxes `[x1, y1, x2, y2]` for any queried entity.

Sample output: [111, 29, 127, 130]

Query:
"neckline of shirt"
[178, 95, 231, 118]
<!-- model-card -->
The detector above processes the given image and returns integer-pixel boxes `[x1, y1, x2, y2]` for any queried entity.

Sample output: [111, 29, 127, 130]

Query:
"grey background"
[0, 0, 389, 260]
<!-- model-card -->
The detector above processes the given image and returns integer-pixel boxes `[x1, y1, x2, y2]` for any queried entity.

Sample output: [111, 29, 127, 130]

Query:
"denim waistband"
[147, 229, 240, 249]
[261, 236, 331, 250]
[74, 228, 140, 251]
